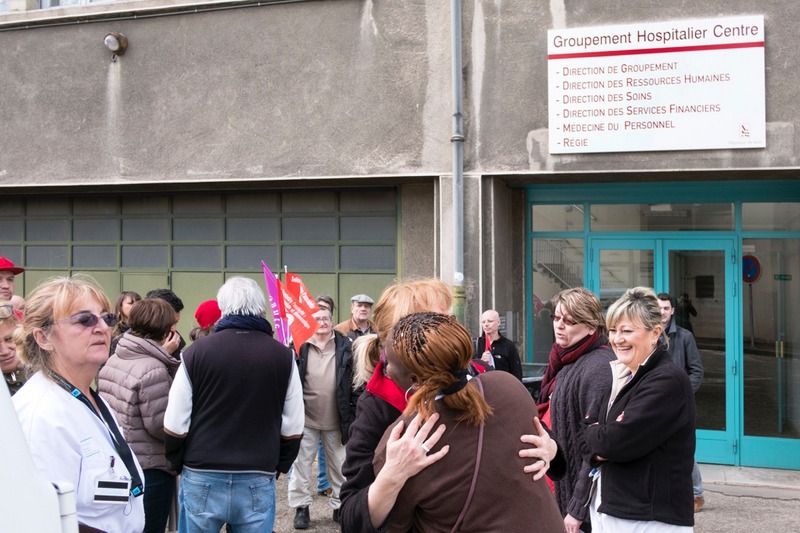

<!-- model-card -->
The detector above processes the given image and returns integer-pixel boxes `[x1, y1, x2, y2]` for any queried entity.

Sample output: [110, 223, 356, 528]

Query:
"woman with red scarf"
[538, 288, 615, 533]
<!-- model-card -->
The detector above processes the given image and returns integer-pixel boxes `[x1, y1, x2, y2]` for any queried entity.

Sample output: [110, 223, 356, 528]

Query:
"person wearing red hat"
[191, 299, 222, 341]
[0, 256, 24, 302]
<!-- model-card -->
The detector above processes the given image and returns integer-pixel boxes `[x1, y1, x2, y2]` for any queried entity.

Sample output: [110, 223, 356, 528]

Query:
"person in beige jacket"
[99, 298, 181, 533]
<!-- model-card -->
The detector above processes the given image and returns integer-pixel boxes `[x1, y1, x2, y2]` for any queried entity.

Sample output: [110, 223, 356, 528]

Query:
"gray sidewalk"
[271, 463, 800, 532]
[695, 464, 800, 532]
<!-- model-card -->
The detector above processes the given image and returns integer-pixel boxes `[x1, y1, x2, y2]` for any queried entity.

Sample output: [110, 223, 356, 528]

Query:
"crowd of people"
[1, 253, 703, 533]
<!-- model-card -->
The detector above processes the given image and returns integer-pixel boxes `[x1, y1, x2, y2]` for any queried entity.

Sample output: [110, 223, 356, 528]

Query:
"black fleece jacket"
[582, 347, 696, 527]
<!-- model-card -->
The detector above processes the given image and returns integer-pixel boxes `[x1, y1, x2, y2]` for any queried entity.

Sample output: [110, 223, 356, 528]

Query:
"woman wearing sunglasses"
[536, 288, 615, 533]
[13, 275, 145, 533]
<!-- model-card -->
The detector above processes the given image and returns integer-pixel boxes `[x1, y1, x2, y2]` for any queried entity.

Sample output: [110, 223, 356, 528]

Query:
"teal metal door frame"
[589, 235, 739, 466]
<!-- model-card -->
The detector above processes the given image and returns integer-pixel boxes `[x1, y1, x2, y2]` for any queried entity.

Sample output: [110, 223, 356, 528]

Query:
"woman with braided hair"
[373, 312, 565, 532]
[340, 279, 561, 532]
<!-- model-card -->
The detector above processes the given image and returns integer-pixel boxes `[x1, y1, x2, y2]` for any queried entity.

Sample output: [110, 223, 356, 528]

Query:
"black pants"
[143, 469, 176, 533]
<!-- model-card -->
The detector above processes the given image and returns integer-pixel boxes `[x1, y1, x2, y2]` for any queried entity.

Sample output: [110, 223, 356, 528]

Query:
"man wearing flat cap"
[0, 256, 24, 302]
[334, 294, 375, 341]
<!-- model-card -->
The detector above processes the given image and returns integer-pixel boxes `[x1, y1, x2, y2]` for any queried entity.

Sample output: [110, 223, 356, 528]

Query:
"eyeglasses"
[55, 312, 118, 329]
[552, 314, 579, 327]
[315, 316, 332, 324]
[0, 304, 13, 319]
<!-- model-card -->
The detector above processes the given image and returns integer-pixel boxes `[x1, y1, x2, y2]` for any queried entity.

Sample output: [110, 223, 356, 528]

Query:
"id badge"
[94, 478, 131, 504]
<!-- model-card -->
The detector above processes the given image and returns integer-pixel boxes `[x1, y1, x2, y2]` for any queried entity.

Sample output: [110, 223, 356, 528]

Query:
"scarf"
[215, 314, 273, 336]
[537, 330, 607, 418]
[366, 360, 407, 413]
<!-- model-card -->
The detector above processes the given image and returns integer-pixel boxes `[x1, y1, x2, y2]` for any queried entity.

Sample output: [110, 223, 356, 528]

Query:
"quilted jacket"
[98, 332, 180, 472]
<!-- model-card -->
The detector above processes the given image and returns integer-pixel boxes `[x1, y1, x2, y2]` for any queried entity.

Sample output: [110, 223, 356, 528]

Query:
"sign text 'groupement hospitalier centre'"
[547, 15, 765, 154]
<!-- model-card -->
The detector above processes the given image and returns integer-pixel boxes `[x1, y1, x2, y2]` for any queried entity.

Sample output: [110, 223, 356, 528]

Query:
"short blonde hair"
[15, 275, 112, 373]
[605, 286, 662, 332]
[352, 278, 453, 388]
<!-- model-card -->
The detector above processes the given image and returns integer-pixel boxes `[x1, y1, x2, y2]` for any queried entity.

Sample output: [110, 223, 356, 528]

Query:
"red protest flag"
[278, 279, 319, 348]
[286, 272, 320, 314]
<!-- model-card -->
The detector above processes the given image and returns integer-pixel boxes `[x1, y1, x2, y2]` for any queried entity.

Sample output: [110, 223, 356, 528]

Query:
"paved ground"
[270, 464, 800, 532]
[273, 465, 341, 533]
[694, 486, 800, 532]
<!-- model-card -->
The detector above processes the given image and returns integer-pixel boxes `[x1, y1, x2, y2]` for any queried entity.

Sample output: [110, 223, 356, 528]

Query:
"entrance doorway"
[590, 238, 737, 465]
[525, 182, 800, 470]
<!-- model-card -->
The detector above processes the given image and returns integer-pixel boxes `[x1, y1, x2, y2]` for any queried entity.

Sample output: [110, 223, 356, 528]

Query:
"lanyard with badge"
[47, 370, 145, 502]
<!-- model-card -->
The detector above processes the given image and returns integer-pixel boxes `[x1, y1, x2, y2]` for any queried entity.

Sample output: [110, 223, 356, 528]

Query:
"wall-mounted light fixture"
[104, 32, 128, 61]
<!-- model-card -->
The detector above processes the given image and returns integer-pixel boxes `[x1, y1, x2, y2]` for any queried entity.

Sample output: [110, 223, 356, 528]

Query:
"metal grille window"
[0, 188, 398, 276]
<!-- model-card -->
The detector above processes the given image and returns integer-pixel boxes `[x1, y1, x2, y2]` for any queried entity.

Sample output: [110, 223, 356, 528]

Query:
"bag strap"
[451, 378, 486, 533]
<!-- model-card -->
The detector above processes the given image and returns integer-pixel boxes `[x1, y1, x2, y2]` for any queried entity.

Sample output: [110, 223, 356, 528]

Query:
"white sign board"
[548, 16, 765, 154]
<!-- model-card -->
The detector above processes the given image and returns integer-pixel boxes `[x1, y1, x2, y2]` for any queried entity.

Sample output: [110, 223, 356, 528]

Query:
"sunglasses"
[56, 312, 118, 329]
[552, 314, 579, 327]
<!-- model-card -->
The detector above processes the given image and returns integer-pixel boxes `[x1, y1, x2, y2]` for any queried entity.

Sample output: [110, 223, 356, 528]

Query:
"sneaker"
[317, 487, 332, 496]
[294, 507, 310, 529]
[694, 496, 705, 513]
[332, 508, 340, 523]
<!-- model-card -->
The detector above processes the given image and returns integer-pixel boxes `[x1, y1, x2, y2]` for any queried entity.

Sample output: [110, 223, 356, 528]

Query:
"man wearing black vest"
[164, 276, 305, 532]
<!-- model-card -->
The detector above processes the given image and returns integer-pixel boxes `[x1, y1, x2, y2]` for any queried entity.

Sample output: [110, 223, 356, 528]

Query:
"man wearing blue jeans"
[164, 277, 305, 532]
[316, 441, 331, 495]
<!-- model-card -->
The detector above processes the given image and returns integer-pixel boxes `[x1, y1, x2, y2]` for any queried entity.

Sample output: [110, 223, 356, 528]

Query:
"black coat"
[582, 347, 696, 527]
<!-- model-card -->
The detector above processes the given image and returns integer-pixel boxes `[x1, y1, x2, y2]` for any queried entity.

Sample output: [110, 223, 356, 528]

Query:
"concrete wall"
[0, 0, 454, 185]
[2, 1, 798, 187]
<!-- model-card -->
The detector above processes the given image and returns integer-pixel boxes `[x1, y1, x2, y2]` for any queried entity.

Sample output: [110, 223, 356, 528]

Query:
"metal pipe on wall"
[450, 0, 466, 323]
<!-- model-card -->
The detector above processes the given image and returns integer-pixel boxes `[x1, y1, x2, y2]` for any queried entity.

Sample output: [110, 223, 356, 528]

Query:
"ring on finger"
[421, 443, 431, 453]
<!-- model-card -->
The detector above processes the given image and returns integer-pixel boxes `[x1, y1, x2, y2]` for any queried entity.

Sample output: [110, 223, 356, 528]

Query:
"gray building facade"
[2, 0, 799, 469]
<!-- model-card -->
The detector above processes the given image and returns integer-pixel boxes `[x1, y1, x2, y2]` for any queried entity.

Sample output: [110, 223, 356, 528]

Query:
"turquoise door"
[590, 236, 738, 465]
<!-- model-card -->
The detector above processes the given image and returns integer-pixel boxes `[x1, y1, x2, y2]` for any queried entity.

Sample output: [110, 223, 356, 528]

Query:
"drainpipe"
[450, 0, 466, 324]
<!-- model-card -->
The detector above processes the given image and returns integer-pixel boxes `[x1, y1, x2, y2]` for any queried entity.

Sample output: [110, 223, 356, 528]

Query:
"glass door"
[591, 239, 655, 313]
[739, 239, 800, 469]
[662, 240, 736, 465]
[590, 237, 737, 465]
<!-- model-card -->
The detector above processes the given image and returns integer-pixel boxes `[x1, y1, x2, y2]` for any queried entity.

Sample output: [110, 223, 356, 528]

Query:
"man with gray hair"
[164, 276, 305, 532]
[334, 293, 375, 340]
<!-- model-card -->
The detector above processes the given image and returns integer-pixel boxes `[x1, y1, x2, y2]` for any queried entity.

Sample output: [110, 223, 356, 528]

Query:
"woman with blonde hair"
[340, 278, 454, 532]
[13, 275, 145, 532]
[373, 312, 565, 532]
[538, 287, 615, 533]
[582, 287, 695, 532]
[352, 278, 454, 388]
